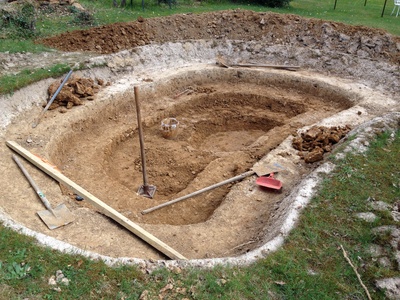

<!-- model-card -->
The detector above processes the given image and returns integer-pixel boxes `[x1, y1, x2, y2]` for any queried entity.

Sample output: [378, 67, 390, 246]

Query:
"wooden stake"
[6, 141, 186, 260]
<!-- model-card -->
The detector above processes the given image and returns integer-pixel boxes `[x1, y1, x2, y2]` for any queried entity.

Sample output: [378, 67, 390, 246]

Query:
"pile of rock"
[2, 0, 87, 13]
[37, 0, 85, 11]
[4, 0, 79, 6]
[46, 76, 108, 110]
[292, 125, 351, 163]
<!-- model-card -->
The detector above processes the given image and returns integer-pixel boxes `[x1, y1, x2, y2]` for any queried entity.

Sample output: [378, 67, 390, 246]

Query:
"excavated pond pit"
[0, 7, 399, 269]
[0, 55, 398, 268]
[49, 68, 354, 228]
[0, 67, 357, 256]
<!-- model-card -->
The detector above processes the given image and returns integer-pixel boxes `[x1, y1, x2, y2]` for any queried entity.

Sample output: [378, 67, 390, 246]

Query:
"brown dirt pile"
[292, 125, 352, 163]
[46, 76, 108, 110]
[37, 10, 400, 64]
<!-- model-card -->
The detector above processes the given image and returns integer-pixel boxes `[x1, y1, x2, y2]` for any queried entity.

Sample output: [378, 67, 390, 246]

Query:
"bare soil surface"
[38, 10, 399, 64]
[0, 10, 399, 263]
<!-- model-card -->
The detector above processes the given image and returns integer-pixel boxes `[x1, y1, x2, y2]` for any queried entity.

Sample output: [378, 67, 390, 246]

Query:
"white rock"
[48, 275, 57, 285]
[355, 212, 377, 222]
[375, 277, 400, 300]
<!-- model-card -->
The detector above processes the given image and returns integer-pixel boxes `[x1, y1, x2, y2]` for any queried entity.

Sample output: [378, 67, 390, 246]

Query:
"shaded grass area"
[281, 0, 400, 35]
[0, 64, 72, 95]
[0, 39, 50, 54]
[1, 129, 399, 299]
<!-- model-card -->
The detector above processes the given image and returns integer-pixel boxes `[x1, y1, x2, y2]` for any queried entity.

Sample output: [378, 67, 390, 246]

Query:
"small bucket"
[161, 118, 180, 139]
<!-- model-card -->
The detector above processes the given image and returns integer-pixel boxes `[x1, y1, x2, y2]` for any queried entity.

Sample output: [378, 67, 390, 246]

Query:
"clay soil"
[1, 9, 399, 261]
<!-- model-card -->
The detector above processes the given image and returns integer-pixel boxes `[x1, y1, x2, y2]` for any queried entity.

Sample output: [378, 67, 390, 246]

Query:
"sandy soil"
[0, 10, 399, 264]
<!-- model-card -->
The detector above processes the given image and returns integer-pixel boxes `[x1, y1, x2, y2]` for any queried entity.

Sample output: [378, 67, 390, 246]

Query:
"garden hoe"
[12, 154, 74, 230]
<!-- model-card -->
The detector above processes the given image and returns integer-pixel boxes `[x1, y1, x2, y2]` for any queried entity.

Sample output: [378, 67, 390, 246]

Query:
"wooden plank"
[6, 141, 186, 260]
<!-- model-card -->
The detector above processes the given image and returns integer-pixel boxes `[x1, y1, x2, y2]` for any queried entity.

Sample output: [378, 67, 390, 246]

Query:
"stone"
[391, 211, 400, 222]
[355, 212, 377, 222]
[375, 277, 400, 300]
[370, 201, 391, 211]
[367, 244, 385, 257]
[48, 275, 57, 285]
[292, 125, 351, 163]
[372, 225, 397, 235]
[304, 147, 324, 163]
[378, 257, 393, 269]
[72, 2, 84, 11]
[303, 126, 321, 141]
[60, 277, 70, 286]
[292, 136, 303, 151]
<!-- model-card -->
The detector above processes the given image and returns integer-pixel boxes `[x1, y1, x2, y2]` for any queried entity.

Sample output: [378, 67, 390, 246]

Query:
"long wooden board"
[6, 141, 186, 260]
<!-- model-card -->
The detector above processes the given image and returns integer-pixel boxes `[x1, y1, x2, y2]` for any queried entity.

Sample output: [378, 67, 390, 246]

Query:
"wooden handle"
[142, 170, 255, 215]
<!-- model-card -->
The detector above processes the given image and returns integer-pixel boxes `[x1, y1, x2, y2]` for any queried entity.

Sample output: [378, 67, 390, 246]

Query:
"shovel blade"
[37, 204, 74, 230]
[138, 185, 157, 199]
[256, 176, 282, 190]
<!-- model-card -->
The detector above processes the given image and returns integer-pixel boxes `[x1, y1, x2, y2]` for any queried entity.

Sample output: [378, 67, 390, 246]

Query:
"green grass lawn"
[1, 0, 400, 298]
[284, 0, 399, 35]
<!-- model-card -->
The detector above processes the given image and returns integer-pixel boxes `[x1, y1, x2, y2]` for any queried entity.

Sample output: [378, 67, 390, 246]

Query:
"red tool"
[256, 173, 282, 190]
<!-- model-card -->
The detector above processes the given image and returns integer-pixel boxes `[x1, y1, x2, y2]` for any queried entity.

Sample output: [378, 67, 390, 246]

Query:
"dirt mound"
[37, 10, 400, 64]
[292, 125, 352, 163]
[46, 75, 108, 110]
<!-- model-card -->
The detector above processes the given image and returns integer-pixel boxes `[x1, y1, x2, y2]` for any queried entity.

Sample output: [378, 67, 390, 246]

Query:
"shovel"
[12, 154, 74, 230]
[142, 164, 284, 215]
[256, 172, 282, 190]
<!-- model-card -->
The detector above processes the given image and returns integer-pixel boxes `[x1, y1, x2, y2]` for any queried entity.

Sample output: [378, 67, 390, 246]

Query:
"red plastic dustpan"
[256, 173, 282, 190]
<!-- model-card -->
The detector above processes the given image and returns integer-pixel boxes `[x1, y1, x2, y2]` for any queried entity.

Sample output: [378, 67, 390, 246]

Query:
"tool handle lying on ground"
[32, 69, 73, 128]
[12, 154, 55, 214]
[216, 56, 300, 71]
[141, 170, 256, 215]
[12, 153, 75, 230]
[232, 63, 300, 71]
